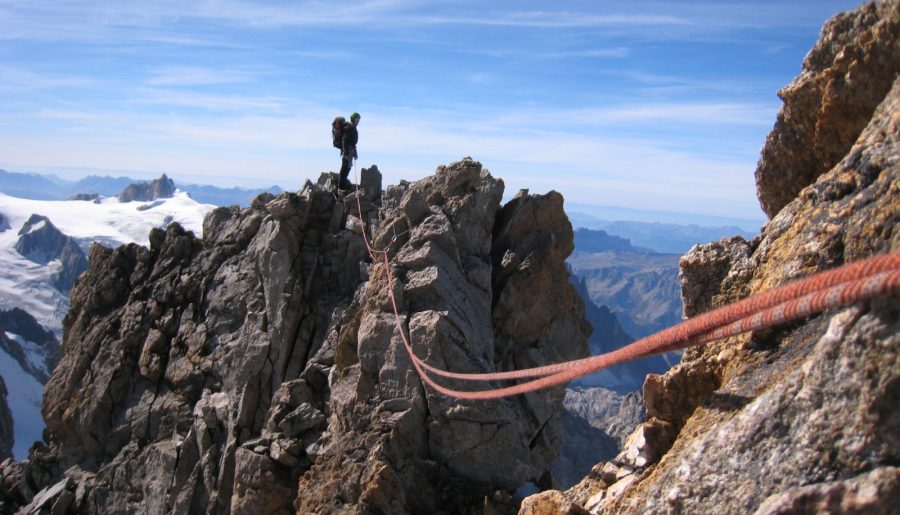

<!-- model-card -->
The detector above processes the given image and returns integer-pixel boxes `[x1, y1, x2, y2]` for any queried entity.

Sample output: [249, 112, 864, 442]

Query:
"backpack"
[332, 117, 346, 149]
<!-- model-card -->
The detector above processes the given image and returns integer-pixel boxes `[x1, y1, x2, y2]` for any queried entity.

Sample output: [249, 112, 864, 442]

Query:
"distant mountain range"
[569, 228, 685, 336]
[568, 210, 756, 254]
[570, 275, 674, 391]
[0, 169, 281, 207]
[567, 228, 685, 390]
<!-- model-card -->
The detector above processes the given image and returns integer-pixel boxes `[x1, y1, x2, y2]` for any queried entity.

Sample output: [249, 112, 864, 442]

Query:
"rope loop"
[349, 161, 900, 399]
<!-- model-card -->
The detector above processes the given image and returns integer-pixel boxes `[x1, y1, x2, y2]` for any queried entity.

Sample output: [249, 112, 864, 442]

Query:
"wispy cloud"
[475, 47, 631, 60]
[0, 1, 841, 43]
[0, 0, 854, 223]
[408, 11, 691, 29]
[581, 103, 774, 126]
[135, 88, 288, 112]
[0, 65, 99, 92]
[145, 66, 257, 87]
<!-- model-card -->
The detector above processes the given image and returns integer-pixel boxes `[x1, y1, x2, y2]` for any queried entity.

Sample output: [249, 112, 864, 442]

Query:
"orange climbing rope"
[350, 162, 900, 400]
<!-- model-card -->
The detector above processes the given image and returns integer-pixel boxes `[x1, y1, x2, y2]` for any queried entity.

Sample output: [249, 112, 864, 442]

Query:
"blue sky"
[0, 1, 864, 226]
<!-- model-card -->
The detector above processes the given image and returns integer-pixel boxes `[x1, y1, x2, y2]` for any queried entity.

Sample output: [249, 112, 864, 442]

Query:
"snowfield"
[0, 191, 215, 334]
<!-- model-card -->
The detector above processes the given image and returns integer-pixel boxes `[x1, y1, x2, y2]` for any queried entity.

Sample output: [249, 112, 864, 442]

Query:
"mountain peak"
[8, 159, 589, 513]
[117, 174, 176, 203]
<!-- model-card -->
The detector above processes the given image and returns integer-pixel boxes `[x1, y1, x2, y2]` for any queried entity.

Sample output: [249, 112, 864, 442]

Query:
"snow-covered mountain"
[0, 189, 214, 458]
[0, 190, 214, 334]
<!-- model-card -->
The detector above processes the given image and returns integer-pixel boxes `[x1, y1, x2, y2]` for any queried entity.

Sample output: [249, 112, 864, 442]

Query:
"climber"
[338, 112, 360, 192]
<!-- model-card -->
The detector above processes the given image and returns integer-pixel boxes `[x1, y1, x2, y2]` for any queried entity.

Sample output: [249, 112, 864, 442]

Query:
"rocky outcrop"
[13, 215, 88, 293]
[0, 308, 60, 384]
[0, 212, 9, 232]
[294, 162, 590, 514]
[531, 2, 900, 512]
[67, 193, 100, 202]
[755, 0, 900, 218]
[15, 215, 67, 264]
[117, 173, 176, 202]
[4, 159, 588, 513]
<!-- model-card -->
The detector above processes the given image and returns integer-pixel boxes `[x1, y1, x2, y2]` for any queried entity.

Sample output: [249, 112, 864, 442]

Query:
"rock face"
[535, 2, 900, 513]
[5, 159, 589, 513]
[117, 173, 176, 202]
[14, 214, 88, 293]
[755, 0, 900, 218]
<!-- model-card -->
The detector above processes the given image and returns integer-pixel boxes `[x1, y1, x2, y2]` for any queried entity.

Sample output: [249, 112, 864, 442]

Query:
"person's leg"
[339, 156, 352, 190]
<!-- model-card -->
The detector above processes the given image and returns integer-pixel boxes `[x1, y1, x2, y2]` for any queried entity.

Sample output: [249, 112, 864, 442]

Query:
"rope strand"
[349, 161, 900, 399]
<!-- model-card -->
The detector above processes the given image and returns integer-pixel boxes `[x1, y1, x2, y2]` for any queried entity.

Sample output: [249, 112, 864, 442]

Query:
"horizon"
[0, 1, 863, 225]
[0, 167, 763, 231]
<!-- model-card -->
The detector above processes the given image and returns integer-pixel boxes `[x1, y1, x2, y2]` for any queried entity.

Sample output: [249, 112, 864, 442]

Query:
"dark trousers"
[339, 155, 354, 190]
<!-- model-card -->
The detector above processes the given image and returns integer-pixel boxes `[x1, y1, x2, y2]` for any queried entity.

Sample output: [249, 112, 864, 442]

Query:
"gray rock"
[298, 159, 590, 513]
[13, 157, 589, 514]
[18, 477, 73, 514]
[754, 467, 900, 515]
[117, 174, 176, 203]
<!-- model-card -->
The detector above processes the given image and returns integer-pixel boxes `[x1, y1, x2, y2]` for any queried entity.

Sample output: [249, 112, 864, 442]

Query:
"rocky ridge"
[117, 173, 176, 203]
[0, 159, 590, 513]
[523, 2, 900, 513]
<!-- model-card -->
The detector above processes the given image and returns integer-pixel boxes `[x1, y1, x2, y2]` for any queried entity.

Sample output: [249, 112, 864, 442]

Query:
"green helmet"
[350, 112, 361, 121]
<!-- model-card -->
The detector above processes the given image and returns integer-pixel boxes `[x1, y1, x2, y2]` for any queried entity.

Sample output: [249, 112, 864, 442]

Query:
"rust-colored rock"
[524, 2, 900, 513]
[755, 0, 900, 218]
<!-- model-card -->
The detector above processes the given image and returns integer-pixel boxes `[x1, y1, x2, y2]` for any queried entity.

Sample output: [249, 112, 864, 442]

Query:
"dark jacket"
[341, 122, 358, 157]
